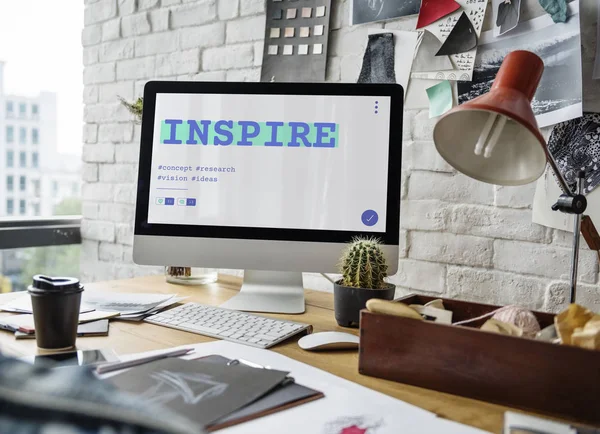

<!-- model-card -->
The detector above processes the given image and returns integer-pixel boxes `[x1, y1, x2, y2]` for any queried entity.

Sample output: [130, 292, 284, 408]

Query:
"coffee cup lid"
[30, 275, 82, 293]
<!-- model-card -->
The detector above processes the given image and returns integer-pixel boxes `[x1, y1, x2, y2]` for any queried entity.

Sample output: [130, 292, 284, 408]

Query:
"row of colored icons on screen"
[155, 197, 196, 206]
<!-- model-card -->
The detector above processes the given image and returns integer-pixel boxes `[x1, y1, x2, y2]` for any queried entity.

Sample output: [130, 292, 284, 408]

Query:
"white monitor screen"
[147, 93, 391, 233]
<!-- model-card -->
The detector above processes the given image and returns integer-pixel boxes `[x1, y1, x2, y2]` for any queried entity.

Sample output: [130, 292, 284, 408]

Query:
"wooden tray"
[358, 295, 600, 426]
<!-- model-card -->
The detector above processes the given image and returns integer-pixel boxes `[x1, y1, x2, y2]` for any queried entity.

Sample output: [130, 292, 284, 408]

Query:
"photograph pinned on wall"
[492, 0, 522, 36]
[351, 0, 420, 25]
[261, 0, 332, 82]
[357, 29, 419, 96]
[410, 0, 488, 81]
[457, 1, 582, 128]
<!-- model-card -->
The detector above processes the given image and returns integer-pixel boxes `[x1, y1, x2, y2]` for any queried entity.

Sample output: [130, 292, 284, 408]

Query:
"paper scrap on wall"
[362, 29, 419, 97]
[426, 81, 453, 118]
[351, 0, 420, 25]
[547, 113, 600, 195]
[492, 0, 521, 36]
[416, 0, 460, 29]
[411, 0, 488, 81]
[458, 1, 582, 128]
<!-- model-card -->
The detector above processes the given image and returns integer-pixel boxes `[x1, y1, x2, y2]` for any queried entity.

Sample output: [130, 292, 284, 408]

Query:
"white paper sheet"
[532, 167, 600, 233]
[113, 341, 489, 434]
[367, 28, 419, 99]
[82, 292, 176, 315]
[458, 1, 583, 128]
[410, 0, 488, 81]
[0, 293, 94, 314]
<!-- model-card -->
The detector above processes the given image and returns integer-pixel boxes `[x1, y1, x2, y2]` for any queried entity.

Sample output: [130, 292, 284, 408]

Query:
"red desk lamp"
[433, 50, 590, 303]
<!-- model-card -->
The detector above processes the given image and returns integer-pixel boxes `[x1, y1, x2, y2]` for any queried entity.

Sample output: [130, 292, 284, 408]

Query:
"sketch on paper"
[323, 416, 385, 434]
[492, 0, 521, 36]
[139, 370, 228, 406]
[457, 1, 582, 128]
[410, 0, 488, 81]
[351, 0, 420, 25]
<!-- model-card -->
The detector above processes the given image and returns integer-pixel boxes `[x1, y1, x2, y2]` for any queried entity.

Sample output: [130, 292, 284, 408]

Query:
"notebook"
[108, 357, 291, 428]
[14, 319, 110, 339]
[199, 355, 324, 432]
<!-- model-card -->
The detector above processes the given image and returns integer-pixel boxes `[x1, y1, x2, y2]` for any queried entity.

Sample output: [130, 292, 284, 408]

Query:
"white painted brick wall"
[80, 0, 600, 310]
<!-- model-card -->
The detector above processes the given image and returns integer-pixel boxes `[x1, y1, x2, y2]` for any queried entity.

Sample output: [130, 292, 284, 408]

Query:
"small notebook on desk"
[199, 355, 324, 432]
[15, 320, 109, 339]
[107, 354, 323, 431]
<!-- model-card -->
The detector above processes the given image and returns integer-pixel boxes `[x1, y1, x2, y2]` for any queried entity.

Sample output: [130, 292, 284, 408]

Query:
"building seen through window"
[0, 2, 83, 292]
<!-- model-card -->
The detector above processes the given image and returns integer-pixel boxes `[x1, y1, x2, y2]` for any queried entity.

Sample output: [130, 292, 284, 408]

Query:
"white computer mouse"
[298, 331, 360, 351]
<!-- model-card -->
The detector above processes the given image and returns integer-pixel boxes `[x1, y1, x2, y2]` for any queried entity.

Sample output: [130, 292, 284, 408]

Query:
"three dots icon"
[374, 100, 378, 114]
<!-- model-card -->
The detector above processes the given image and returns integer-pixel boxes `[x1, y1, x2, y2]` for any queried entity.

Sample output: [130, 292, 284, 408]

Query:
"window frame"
[0, 216, 81, 249]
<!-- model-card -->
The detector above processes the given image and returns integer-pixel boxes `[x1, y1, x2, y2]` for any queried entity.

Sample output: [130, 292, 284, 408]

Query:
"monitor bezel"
[135, 81, 403, 245]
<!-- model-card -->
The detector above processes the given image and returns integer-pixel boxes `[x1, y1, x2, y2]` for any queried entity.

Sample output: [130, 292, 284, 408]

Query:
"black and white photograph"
[492, 0, 521, 36]
[351, 0, 420, 25]
[458, 1, 582, 128]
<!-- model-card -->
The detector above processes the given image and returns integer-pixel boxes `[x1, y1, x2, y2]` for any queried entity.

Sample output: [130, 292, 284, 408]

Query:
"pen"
[96, 347, 194, 374]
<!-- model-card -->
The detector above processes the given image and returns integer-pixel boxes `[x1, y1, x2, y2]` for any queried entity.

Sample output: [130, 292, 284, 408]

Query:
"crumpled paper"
[538, 0, 567, 23]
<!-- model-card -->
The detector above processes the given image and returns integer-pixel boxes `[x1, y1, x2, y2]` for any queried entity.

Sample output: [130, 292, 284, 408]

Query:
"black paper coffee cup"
[28, 275, 84, 350]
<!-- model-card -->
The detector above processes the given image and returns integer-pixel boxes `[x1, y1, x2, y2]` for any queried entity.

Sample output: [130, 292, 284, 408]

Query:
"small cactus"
[119, 96, 144, 123]
[339, 237, 389, 289]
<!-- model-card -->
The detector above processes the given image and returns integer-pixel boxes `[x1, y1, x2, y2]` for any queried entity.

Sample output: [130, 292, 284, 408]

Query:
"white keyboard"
[145, 302, 312, 349]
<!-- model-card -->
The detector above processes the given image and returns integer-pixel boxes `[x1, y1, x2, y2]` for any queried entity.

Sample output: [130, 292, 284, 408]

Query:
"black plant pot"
[333, 280, 395, 328]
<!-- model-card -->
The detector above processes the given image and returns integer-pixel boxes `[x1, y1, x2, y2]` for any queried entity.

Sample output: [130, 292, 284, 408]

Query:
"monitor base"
[220, 270, 305, 314]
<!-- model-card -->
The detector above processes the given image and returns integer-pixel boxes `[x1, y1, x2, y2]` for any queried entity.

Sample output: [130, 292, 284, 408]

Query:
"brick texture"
[79, 0, 600, 311]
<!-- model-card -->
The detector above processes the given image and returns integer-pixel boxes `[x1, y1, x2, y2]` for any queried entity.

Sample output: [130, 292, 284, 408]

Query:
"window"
[19, 199, 26, 215]
[19, 103, 26, 118]
[52, 180, 58, 196]
[33, 203, 40, 216]
[6, 199, 14, 215]
[32, 128, 39, 145]
[19, 176, 26, 192]
[32, 152, 38, 168]
[6, 101, 13, 117]
[32, 179, 40, 197]
[32, 104, 39, 117]
[19, 127, 26, 144]
[6, 176, 13, 192]
[6, 150, 13, 168]
[19, 151, 26, 168]
[6, 126, 14, 143]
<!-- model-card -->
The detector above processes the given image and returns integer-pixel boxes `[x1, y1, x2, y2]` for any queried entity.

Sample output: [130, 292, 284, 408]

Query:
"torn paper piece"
[416, 0, 460, 29]
[412, 30, 454, 72]
[458, 1, 582, 128]
[492, 0, 521, 36]
[426, 80, 453, 118]
[435, 12, 477, 56]
[411, 0, 488, 81]
[367, 29, 419, 97]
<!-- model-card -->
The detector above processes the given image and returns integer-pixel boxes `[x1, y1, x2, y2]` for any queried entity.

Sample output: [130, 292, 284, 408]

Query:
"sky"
[0, 1, 83, 155]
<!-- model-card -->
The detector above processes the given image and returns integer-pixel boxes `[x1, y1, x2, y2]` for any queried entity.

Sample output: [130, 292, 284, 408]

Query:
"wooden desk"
[0, 275, 523, 433]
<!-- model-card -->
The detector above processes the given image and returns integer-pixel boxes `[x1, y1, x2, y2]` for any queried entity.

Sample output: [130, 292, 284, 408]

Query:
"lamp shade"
[433, 50, 547, 186]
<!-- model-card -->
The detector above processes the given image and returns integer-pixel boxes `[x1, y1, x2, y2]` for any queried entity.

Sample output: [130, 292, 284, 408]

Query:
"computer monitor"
[133, 82, 403, 314]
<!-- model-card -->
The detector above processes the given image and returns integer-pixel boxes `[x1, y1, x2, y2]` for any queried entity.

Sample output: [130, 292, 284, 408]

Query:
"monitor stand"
[219, 270, 305, 314]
